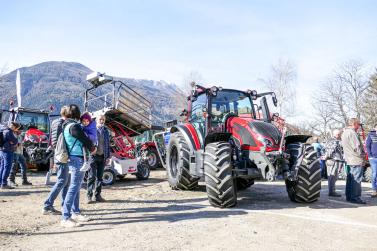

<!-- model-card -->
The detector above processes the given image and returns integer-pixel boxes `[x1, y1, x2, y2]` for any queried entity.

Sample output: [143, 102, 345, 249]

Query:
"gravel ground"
[1, 170, 376, 251]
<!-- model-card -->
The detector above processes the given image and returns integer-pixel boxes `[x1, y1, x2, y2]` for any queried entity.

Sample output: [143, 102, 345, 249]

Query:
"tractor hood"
[227, 117, 281, 151]
[24, 128, 49, 143]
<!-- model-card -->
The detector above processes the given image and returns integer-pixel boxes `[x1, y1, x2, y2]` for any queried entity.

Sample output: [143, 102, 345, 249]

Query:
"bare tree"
[311, 60, 370, 132]
[362, 69, 377, 130]
[263, 59, 297, 118]
[181, 70, 203, 95]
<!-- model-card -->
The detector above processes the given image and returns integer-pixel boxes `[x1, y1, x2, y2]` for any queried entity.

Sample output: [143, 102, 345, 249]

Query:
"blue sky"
[1, 0, 377, 122]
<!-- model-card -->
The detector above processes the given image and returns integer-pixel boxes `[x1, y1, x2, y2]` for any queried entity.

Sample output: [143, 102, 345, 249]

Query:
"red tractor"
[162, 84, 321, 208]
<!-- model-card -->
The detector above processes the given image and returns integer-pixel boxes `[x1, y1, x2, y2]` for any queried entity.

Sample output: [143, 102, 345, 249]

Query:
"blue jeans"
[370, 158, 377, 191]
[62, 156, 84, 220]
[9, 153, 27, 181]
[0, 151, 14, 186]
[44, 163, 70, 209]
[346, 165, 363, 201]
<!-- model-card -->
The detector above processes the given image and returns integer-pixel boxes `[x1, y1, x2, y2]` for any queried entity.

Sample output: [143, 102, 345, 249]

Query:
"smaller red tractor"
[157, 84, 321, 208]
[133, 126, 164, 170]
[1, 106, 53, 171]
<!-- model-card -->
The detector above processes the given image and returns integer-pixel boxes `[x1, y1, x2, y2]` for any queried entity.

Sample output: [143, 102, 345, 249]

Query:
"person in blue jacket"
[0, 122, 22, 189]
[366, 123, 377, 198]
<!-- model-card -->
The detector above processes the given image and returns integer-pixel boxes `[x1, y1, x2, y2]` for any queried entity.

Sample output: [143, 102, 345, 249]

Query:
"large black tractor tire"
[166, 132, 199, 190]
[235, 177, 254, 191]
[363, 165, 372, 183]
[204, 142, 237, 208]
[285, 144, 321, 203]
[145, 147, 161, 170]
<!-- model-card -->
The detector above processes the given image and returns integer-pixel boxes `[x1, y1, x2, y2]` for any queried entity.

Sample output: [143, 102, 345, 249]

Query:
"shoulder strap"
[63, 122, 78, 154]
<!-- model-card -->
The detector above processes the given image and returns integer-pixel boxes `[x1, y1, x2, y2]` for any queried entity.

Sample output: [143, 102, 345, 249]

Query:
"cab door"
[189, 93, 207, 148]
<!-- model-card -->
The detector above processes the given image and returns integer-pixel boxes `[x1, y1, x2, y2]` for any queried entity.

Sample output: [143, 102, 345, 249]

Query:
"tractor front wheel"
[204, 142, 237, 208]
[286, 144, 321, 203]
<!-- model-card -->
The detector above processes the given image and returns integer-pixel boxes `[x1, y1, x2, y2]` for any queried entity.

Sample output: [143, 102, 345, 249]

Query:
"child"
[80, 112, 97, 172]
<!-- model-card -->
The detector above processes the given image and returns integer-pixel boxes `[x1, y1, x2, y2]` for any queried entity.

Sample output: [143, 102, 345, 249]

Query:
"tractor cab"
[1, 107, 51, 170]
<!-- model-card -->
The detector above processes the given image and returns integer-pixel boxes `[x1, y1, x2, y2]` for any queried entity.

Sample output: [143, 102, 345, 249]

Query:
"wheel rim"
[138, 164, 150, 178]
[169, 145, 178, 178]
[148, 152, 157, 167]
[103, 172, 113, 185]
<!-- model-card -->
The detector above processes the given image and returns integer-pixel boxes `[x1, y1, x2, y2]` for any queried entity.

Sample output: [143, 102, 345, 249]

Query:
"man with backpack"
[42, 106, 69, 214]
[0, 122, 22, 189]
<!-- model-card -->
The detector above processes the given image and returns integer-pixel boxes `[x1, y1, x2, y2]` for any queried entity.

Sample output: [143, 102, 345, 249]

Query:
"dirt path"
[1, 170, 376, 251]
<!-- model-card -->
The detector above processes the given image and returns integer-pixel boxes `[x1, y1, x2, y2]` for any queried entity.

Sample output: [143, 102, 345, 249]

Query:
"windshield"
[211, 90, 253, 119]
[15, 112, 50, 133]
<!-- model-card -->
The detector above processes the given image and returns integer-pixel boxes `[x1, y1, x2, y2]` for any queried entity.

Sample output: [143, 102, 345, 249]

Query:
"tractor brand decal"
[184, 124, 201, 150]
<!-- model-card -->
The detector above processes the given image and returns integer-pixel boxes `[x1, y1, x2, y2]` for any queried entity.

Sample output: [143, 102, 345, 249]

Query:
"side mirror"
[272, 93, 278, 107]
[180, 109, 188, 117]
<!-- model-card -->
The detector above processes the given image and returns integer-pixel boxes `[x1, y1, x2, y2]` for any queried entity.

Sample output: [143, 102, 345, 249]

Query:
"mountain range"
[0, 61, 187, 125]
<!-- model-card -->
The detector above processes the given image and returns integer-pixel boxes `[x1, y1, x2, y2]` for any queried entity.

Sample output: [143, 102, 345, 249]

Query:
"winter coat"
[0, 124, 18, 152]
[82, 119, 98, 145]
[324, 137, 344, 161]
[341, 127, 364, 166]
[366, 130, 377, 159]
[50, 118, 65, 149]
[96, 126, 111, 159]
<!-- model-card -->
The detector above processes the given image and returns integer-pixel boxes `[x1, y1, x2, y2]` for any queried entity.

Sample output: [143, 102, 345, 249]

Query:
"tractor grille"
[248, 121, 282, 144]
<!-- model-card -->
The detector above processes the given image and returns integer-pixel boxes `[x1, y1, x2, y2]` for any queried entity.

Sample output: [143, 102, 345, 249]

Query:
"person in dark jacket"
[324, 129, 344, 197]
[61, 104, 96, 228]
[43, 106, 69, 214]
[0, 122, 21, 189]
[87, 114, 111, 203]
[366, 123, 377, 198]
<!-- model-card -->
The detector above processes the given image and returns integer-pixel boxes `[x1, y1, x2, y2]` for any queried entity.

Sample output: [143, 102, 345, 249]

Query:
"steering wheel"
[221, 112, 237, 123]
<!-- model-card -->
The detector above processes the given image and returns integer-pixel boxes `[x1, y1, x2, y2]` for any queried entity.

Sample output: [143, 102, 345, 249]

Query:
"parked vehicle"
[85, 72, 152, 185]
[156, 84, 321, 208]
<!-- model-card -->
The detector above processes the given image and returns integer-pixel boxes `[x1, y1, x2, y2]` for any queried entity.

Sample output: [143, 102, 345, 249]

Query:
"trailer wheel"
[166, 132, 199, 190]
[146, 147, 161, 169]
[136, 163, 150, 180]
[103, 169, 116, 186]
[204, 142, 237, 208]
[285, 144, 321, 203]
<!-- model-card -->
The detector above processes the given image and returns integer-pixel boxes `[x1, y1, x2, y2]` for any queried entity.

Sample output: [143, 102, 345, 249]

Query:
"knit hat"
[80, 112, 92, 122]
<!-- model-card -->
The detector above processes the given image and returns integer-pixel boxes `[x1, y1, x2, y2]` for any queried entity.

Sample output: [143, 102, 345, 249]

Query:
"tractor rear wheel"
[204, 142, 237, 208]
[166, 132, 199, 190]
[286, 144, 321, 203]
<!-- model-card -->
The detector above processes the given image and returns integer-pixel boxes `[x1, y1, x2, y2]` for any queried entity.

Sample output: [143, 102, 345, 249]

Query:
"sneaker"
[61, 218, 82, 228]
[1, 185, 15, 189]
[329, 192, 342, 197]
[22, 180, 32, 186]
[349, 199, 366, 204]
[80, 162, 91, 172]
[95, 195, 106, 202]
[9, 181, 18, 187]
[71, 213, 90, 222]
[42, 207, 61, 215]
[86, 196, 95, 204]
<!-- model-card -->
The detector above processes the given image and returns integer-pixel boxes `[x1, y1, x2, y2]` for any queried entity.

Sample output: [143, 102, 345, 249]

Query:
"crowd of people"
[1, 104, 111, 228]
[1, 107, 377, 227]
[315, 118, 377, 204]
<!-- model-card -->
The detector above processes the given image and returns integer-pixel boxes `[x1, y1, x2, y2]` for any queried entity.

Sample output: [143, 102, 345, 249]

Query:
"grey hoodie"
[341, 127, 364, 166]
